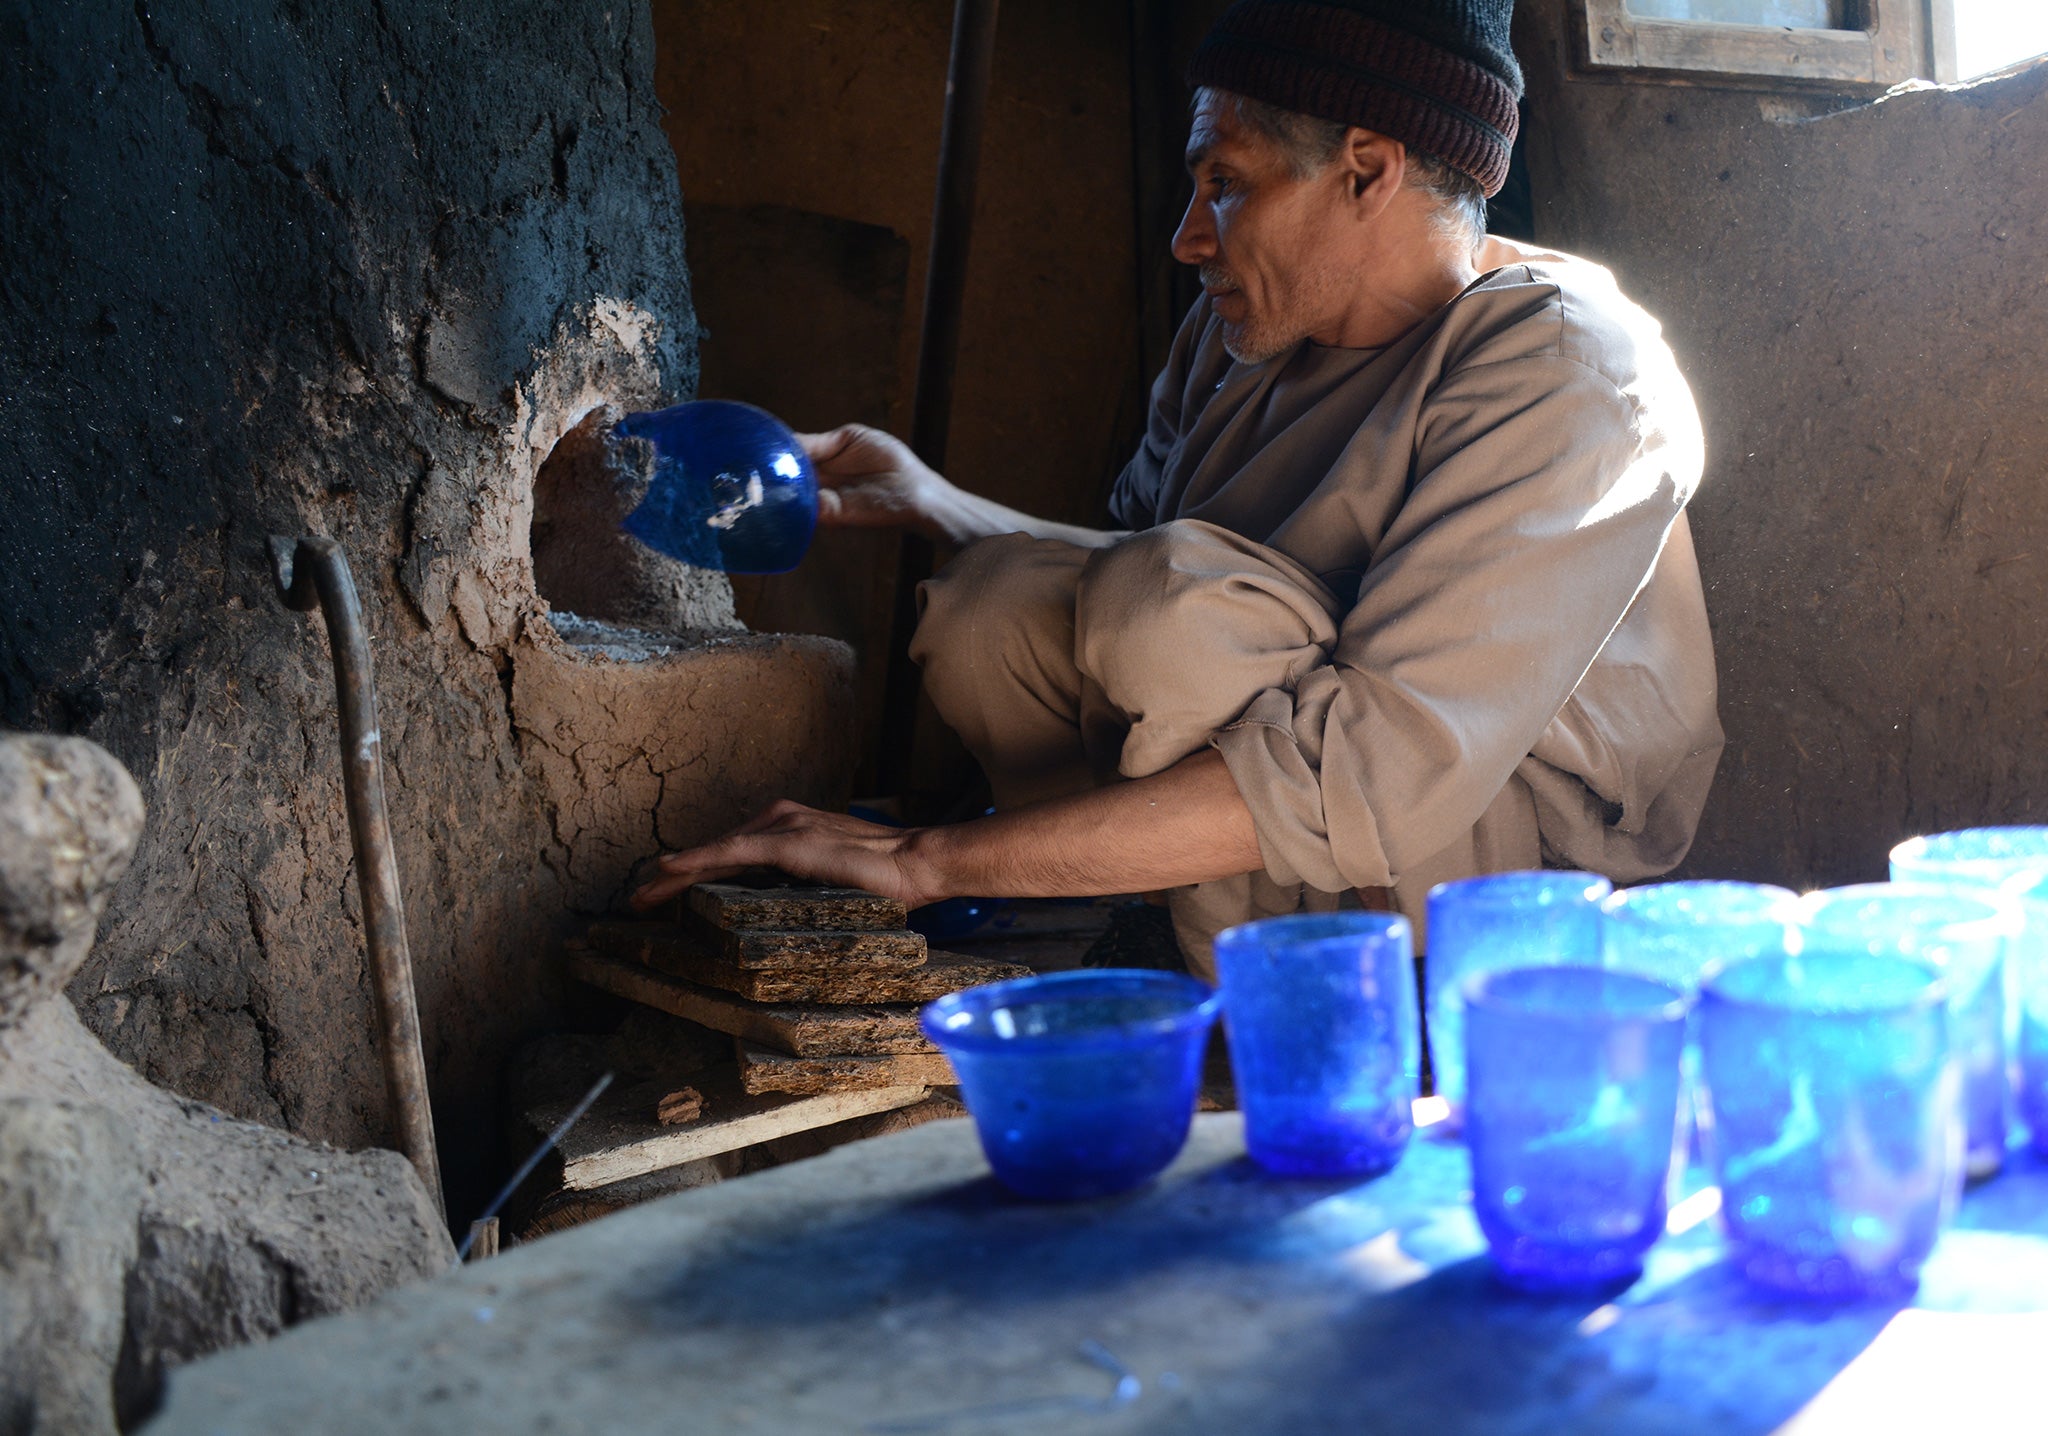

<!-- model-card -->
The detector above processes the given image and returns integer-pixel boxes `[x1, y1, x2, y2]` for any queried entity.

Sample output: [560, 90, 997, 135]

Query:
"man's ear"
[1339, 129, 1406, 217]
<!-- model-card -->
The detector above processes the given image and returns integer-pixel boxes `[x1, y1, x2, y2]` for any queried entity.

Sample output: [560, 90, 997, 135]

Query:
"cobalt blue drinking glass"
[1891, 827, 2048, 1157]
[1891, 826, 2048, 895]
[1600, 881, 1801, 1163]
[2015, 873, 2048, 1156]
[1599, 881, 1801, 991]
[1463, 965, 1689, 1291]
[1801, 883, 2019, 1178]
[613, 400, 819, 574]
[920, 970, 1222, 1200]
[1213, 912, 1420, 1178]
[1425, 871, 1612, 1113]
[1699, 949, 1962, 1300]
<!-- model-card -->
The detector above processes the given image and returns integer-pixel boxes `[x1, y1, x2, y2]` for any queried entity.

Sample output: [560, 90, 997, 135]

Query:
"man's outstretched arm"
[803, 424, 1126, 549]
[629, 748, 1263, 911]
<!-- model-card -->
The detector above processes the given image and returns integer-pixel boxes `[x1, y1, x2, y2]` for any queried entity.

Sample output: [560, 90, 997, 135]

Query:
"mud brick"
[736, 1041, 956, 1097]
[684, 910, 926, 969]
[570, 952, 937, 1056]
[588, 918, 926, 973]
[588, 921, 1029, 1002]
[717, 924, 927, 969]
[686, 882, 908, 933]
[719, 947, 1031, 1004]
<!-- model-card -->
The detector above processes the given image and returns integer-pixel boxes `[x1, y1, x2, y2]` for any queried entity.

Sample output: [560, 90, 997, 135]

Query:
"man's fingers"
[795, 425, 867, 470]
[631, 808, 808, 911]
[728, 799, 814, 836]
[629, 802, 920, 913]
[632, 847, 754, 910]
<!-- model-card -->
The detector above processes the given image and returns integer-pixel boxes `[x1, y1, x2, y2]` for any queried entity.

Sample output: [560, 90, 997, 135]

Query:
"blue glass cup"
[1800, 883, 2019, 1178]
[1213, 912, 1420, 1178]
[1600, 881, 1801, 1162]
[1891, 828, 2048, 1157]
[2008, 874, 2048, 1155]
[920, 970, 1222, 1200]
[1699, 949, 1962, 1300]
[614, 399, 819, 574]
[1599, 881, 1801, 992]
[1463, 965, 1689, 1291]
[1891, 826, 2048, 895]
[1425, 872, 1612, 1113]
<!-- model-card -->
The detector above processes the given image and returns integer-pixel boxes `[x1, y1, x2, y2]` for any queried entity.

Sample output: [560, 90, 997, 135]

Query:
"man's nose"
[1170, 195, 1213, 267]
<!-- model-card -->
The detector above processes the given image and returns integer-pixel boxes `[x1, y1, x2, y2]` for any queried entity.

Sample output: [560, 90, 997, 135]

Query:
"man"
[632, 0, 1723, 972]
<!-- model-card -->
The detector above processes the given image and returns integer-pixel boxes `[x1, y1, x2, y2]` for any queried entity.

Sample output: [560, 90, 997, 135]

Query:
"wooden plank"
[736, 1041, 955, 1097]
[589, 922, 1029, 1003]
[570, 952, 936, 1056]
[686, 882, 907, 933]
[525, 1062, 935, 1191]
[591, 917, 925, 972]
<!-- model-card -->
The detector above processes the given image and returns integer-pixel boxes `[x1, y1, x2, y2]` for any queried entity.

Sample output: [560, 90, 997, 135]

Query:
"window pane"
[1952, 0, 2048, 79]
[1626, 0, 1845, 27]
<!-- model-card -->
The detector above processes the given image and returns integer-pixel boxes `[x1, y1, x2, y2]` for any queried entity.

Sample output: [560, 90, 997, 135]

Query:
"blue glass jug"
[615, 400, 819, 575]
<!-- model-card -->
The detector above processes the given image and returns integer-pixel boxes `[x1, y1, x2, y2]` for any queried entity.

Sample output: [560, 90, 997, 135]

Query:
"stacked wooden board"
[496, 883, 1048, 1240]
[505, 1011, 966, 1238]
[573, 881, 1034, 1095]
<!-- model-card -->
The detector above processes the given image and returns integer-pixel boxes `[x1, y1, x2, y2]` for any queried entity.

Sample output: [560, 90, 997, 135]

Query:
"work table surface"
[149, 1114, 2048, 1434]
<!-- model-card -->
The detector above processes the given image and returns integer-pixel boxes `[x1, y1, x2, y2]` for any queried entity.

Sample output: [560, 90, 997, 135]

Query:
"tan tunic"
[1109, 246, 1725, 901]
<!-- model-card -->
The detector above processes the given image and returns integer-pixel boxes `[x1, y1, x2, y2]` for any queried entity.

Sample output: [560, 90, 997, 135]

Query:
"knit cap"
[1188, 0, 1523, 197]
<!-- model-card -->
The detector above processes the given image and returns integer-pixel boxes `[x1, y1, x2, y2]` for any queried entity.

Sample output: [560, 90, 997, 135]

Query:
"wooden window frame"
[1572, 1, 1955, 90]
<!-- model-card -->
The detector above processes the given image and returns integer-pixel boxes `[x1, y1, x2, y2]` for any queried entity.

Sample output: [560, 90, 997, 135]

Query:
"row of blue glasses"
[918, 827, 2048, 1303]
[1437, 829, 2048, 1298]
[1464, 946, 1961, 1299]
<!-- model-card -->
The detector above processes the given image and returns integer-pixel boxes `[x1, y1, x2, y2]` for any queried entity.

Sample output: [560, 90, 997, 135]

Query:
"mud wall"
[1515, 4, 2048, 885]
[0, 0, 853, 1213]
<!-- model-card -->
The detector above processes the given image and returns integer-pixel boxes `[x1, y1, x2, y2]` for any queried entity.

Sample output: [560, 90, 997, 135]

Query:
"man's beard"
[1201, 264, 1293, 366]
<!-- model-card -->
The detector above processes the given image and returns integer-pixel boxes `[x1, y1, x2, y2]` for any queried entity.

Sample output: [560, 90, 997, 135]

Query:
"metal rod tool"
[270, 535, 445, 1216]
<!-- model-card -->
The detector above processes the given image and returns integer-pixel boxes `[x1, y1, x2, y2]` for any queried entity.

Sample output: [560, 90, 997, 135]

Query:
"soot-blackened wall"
[0, 1, 854, 1209]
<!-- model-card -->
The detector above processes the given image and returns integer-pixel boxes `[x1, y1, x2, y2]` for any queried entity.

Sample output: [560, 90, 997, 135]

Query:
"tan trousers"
[912, 520, 1537, 976]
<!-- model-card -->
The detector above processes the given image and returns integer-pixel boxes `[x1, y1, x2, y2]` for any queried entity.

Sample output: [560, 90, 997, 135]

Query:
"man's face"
[1173, 93, 1356, 364]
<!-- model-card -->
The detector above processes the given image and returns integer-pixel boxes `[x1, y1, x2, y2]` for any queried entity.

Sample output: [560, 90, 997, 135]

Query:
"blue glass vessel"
[1801, 883, 2018, 1178]
[1892, 827, 2048, 1157]
[1600, 881, 1800, 992]
[1700, 949, 1961, 1300]
[1891, 827, 2048, 894]
[2014, 872, 2048, 1155]
[614, 400, 819, 574]
[921, 970, 1221, 1200]
[1464, 965, 1689, 1291]
[1214, 912, 1420, 1178]
[1424, 871, 1611, 1112]
[1600, 880, 1802, 1164]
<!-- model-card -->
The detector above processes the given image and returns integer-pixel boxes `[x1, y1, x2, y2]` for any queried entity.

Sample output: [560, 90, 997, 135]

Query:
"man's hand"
[628, 749, 1264, 914]
[800, 426, 952, 538]
[629, 800, 940, 912]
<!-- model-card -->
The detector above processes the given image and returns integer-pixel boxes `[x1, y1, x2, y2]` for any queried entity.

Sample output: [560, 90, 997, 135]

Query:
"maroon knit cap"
[1188, 0, 1523, 198]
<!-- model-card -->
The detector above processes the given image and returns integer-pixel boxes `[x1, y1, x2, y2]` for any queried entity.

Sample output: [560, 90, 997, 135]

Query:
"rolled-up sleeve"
[1212, 352, 1698, 892]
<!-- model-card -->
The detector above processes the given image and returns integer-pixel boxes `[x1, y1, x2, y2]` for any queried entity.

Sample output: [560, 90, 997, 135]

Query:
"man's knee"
[1075, 520, 1341, 687]
[912, 532, 1088, 727]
